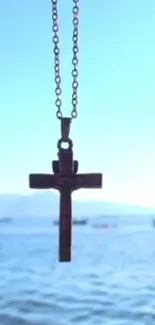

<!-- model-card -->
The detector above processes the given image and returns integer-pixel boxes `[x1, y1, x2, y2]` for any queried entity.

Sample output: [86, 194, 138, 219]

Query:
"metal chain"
[51, 0, 79, 120]
[52, 0, 62, 119]
[71, 0, 79, 119]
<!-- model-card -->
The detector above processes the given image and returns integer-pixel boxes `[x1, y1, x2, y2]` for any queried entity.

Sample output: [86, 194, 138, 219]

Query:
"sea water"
[0, 217, 155, 324]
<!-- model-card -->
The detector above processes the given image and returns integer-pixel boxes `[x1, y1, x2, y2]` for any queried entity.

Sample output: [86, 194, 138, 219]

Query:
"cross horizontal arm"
[78, 173, 102, 188]
[29, 174, 57, 189]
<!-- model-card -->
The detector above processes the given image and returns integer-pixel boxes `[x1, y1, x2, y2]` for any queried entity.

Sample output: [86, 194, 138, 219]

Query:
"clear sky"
[0, 0, 155, 207]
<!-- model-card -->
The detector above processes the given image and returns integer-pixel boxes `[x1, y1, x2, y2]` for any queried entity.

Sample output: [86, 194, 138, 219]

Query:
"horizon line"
[0, 191, 154, 209]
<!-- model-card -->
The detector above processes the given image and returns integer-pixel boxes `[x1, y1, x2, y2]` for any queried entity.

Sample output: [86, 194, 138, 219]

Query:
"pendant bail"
[61, 118, 71, 141]
[57, 117, 73, 150]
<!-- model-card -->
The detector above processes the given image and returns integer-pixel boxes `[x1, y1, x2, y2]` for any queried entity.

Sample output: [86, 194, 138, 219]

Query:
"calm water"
[0, 217, 155, 324]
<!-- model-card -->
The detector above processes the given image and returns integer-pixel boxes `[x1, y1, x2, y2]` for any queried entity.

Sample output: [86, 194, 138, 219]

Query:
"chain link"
[51, 0, 79, 120]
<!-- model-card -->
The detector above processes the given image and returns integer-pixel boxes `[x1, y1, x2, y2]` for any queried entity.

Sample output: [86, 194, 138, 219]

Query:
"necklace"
[29, 0, 103, 262]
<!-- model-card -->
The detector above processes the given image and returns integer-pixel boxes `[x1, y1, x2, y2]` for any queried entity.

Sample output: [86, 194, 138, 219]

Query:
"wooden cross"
[29, 118, 102, 262]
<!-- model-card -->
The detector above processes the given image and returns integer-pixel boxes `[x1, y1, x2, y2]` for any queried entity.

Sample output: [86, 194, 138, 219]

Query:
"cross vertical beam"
[59, 189, 72, 261]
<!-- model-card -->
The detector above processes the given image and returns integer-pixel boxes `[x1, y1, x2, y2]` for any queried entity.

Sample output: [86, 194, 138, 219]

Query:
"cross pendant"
[29, 118, 103, 262]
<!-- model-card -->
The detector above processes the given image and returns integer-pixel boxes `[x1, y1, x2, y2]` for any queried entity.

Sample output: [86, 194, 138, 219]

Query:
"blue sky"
[0, 1, 155, 207]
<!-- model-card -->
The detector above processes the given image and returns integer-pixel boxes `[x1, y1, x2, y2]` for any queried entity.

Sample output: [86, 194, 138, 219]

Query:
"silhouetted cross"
[29, 119, 102, 262]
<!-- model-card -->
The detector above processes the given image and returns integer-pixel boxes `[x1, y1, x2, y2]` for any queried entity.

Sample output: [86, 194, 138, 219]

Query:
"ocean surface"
[0, 217, 155, 324]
